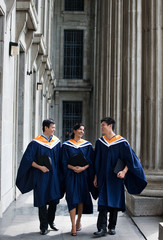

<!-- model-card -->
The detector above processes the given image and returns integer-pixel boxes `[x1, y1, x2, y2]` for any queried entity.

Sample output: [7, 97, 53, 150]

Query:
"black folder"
[68, 153, 88, 167]
[37, 155, 52, 170]
[114, 158, 125, 174]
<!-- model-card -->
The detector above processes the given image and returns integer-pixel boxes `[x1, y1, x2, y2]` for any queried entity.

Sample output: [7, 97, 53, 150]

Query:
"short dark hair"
[101, 117, 116, 131]
[70, 123, 84, 139]
[42, 119, 55, 132]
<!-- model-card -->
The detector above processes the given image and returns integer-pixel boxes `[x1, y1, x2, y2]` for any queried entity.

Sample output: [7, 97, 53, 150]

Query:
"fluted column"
[94, 0, 123, 137]
[122, 0, 142, 155]
[110, 0, 123, 133]
[142, 0, 163, 196]
[94, 0, 105, 138]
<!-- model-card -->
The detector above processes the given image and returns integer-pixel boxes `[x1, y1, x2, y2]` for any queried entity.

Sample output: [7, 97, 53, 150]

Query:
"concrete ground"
[0, 192, 162, 240]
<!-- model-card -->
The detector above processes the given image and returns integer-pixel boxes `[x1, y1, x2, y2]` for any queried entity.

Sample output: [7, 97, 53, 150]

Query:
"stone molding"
[31, 44, 39, 69]
[33, 33, 46, 55]
[16, 0, 38, 41]
[42, 55, 51, 70]
[16, 0, 38, 30]
[54, 86, 92, 92]
[31, 33, 46, 69]
[141, 173, 163, 197]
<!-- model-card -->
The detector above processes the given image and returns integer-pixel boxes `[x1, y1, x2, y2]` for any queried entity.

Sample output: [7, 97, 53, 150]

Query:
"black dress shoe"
[40, 229, 48, 235]
[93, 229, 106, 237]
[108, 228, 116, 235]
[49, 223, 59, 231]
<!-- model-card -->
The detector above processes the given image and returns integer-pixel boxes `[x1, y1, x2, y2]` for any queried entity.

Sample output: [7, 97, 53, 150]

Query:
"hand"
[117, 170, 126, 179]
[32, 161, 49, 173]
[93, 175, 98, 187]
[73, 166, 85, 173]
[40, 166, 49, 173]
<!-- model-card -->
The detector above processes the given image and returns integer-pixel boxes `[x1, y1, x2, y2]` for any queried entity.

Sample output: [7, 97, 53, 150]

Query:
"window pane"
[64, 30, 83, 79]
[62, 101, 82, 142]
[65, 0, 84, 11]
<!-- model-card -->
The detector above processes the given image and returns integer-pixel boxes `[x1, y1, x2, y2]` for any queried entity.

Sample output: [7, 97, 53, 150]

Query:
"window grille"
[65, 0, 84, 11]
[64, 30, 83, 79]
[62, 101, 82, 142]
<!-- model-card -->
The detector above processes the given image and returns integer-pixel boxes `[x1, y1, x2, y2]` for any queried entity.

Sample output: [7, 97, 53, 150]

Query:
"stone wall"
[0, 0, 56, 216]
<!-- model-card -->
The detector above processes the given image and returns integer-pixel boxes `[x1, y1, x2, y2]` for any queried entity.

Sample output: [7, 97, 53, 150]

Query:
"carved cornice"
[16, 0, 38, 42]
[31, 34, 46, 69]
[16, 0, 38, 30]
[42, 55, 51, 70]
[39, 61, 46, 81]
[33, 33, 46, 55]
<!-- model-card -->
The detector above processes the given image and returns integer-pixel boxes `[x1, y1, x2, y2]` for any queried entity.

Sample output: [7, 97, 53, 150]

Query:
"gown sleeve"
[61, 144, 70, 176]
[60, 144, 70, 197]
[94, 140, 106, 190]
[16, 141, 38, 194]
[120, 141, 147, 194]
[82, 144, 98, 200]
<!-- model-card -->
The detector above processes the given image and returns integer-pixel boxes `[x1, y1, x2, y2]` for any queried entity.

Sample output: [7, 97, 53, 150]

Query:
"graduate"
[61, 123, 95, 236]
[16, 119, 61, 235]
[93, 117, 147, 237]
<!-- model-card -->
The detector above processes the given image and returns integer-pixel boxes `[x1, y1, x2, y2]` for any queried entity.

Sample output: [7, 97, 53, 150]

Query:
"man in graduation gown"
[93, 117, 147, 237]
[16, 119, 61, 235]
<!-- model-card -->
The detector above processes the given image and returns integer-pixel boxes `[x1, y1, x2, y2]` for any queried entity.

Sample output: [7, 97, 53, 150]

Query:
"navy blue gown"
[95, 135, 147, 212]
[16, 135, 61, 207]
[61, 139, 95, 214]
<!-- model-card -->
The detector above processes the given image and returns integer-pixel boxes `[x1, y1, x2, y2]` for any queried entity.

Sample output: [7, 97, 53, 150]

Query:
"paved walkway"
[0, 192, 162, 240]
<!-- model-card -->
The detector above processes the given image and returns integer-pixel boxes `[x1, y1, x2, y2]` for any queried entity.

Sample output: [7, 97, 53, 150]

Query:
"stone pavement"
[0, 192, 162, 240]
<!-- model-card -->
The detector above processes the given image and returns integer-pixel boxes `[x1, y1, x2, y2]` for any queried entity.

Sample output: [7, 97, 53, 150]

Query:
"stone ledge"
[126, 192, 163, 216]
[16, 0, 38, 31]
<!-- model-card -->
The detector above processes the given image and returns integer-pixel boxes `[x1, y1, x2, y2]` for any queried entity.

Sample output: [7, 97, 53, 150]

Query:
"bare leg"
[76, 203, 83, 231]
[69, 208, 76, 235]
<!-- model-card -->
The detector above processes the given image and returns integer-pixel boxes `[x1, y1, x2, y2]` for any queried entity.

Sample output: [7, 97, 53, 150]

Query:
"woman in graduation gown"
[61, 123, 95, 236]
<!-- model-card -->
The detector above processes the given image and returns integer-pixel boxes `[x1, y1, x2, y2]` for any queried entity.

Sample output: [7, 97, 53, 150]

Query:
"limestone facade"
[0, 0, 55, 217]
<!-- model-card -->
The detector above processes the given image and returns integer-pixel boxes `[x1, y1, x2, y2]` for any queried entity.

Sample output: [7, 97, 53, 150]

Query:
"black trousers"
[38, 201, 57, 231]
[97, 207, 118, 231]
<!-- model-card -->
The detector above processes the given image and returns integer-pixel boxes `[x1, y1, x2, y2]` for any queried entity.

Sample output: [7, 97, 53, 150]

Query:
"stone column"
[94, 0, 104, 138]
[122, 0, 142, 154]
[110, 0, 123, 133]
[94, 0, 123, 137]
[142, 0, 163, 195]
[127, 0, 163, 216]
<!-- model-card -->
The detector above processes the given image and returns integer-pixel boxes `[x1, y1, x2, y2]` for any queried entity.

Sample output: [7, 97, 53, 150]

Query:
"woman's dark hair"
[70, 123, 84, 139]
[101, 117, 116, 131]
[42, 118, 55, 132]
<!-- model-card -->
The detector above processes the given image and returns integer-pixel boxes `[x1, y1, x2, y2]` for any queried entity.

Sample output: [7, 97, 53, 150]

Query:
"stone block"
[126, 192, 163, 216]
[159, 223, 163, 240]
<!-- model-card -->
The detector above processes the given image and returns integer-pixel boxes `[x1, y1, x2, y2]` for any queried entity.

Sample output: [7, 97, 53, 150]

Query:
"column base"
[159, 223, 163, 240]
[126, 192, 163, 216]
